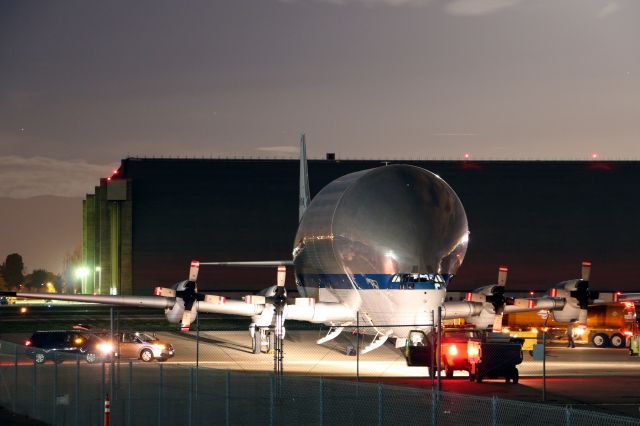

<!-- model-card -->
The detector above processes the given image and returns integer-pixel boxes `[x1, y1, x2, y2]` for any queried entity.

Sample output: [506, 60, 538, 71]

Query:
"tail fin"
[299, 134, 310, 221]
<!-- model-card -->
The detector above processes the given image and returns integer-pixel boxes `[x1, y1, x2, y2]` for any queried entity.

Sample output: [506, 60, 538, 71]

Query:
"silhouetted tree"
[0, 253, 25, 290]
[26, 269, 57, 291]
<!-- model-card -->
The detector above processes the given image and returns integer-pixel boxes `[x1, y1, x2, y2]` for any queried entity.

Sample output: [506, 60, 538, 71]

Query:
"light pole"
[75, 267, 89, 294]
[95, 266, 102, 294]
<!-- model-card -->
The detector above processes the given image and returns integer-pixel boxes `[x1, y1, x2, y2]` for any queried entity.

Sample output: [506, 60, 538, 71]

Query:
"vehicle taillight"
[25, 340, 32, 346]
[467, 342, 480, 364]
[448, 344, 458, 357]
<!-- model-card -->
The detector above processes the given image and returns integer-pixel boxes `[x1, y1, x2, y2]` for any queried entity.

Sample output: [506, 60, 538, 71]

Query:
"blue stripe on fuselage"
[297, 274, 451, 290]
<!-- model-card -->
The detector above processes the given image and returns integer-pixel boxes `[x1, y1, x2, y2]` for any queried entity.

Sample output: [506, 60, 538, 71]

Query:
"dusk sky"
[1, 0, 639, 271]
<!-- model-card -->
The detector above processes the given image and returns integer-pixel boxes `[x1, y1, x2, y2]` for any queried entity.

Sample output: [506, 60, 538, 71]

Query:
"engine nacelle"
[162, 280, 198, 325]
[549, 280, 587, 323]
[164, 298, 199, 324]
[462, 284, 503, 330]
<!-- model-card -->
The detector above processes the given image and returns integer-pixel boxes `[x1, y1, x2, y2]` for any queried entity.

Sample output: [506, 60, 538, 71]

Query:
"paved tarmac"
[2, 330, 640, 420]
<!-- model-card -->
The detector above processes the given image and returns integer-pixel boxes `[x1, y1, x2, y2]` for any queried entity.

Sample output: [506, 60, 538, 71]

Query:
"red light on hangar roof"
[112, 169, 119, 175]
[591, 153, 598, 159]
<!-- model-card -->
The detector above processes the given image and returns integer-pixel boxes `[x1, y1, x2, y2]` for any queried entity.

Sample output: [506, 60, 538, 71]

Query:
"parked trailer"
[503, 303, 636, 348]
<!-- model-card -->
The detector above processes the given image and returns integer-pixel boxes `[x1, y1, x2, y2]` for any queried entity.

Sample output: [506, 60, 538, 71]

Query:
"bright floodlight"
[75, 266, 89, 279]
[95, 266, 101, 272]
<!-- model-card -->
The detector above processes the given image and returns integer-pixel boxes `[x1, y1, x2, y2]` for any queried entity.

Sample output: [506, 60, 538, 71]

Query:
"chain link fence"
[1, 338, 639, 426]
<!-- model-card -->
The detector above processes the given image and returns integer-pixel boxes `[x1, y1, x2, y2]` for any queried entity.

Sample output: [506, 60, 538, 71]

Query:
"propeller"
[549, 260, 597, 324]
[154, 260, 209, 332]
[465, 266, 514, 331]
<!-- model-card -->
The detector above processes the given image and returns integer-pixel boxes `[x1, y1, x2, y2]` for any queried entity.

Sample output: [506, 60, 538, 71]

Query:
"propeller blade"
[581, 260, 591, 282]
[154, 287, 176, 298]
[465, 292, 486, 303]
[497, 266, 508, 286]
[492, 313, 504, 332]
[180, 309, 192, 332]
[244, 295, 266, 305]
[189, 260, 200, 282]
[277, 265, 286, 287]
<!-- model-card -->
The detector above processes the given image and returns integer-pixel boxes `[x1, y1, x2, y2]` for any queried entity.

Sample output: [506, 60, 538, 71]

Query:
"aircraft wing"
[0, 291, 174, 309]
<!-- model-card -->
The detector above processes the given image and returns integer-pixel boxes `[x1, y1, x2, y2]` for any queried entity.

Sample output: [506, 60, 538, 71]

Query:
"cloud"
[0, 156, 117, 198]
[596, 2, 620, 19]
[257, 146, 299, 154]
[445, 0, 521, 16]
[280, 0, 432, 6]
[433, 133, 477, 136]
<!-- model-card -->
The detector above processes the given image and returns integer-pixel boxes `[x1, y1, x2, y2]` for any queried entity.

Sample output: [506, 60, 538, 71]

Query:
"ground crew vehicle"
[116, 332, 175, 362]
[404, 328, 481, 378]
[72, 325, 175, 362]
[25, 330, 114, 364]
[469, 333, 523, 383]
[503, 303, 636, 348]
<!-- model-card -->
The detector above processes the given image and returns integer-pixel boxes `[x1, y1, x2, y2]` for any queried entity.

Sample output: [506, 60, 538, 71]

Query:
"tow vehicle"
[469, 333, 523, 383]
[404, 328, 481, 378]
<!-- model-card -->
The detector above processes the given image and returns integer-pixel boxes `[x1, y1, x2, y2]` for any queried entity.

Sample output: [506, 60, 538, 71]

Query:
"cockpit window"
[398, 274, 449, 290]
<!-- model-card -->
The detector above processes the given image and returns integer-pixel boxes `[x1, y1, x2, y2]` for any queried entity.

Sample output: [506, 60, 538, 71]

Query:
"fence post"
[378, 383, 384, 426]
[158, 363, 164, 426]
[491, 396, 498, 426]
[13, 344, 17, 414]
[270, 373, 275, 426]
[104, 393, 111, 426]
[431, 390, 437, 426]
[128, 361, 132, 426]
[32, 355, 36, 418]
[101, 362, 105, 408]
[319, 377, 325, 426]
[188, 367, 193, 426]
[75, 355, 80, 426]
[565, 405, 572, 426]
[53, 353, 58, 425]
[225, 370, 231, 426]
[356, 313, 360, 381]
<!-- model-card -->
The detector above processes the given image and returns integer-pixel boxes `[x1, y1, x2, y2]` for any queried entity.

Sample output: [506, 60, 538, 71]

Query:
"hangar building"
[82, 158, 640, 295]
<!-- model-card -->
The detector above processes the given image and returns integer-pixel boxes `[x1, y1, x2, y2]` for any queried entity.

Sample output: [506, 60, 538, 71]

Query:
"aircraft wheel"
[86, 353, 97, 364]
[610, 333, 625, 349]
[252, 332, 261, 354]
[34, 353, 46, 364]
[513, 369, 519, 384]
[591, 333, 610, 348]
[140, 349, 154, 362]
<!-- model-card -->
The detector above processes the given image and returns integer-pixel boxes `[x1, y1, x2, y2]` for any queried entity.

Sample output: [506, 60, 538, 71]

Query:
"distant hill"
[0, 196, 82, 274]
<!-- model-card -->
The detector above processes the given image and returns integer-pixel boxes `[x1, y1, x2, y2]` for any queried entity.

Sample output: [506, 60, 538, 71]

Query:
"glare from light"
[75, 267, 89, 279]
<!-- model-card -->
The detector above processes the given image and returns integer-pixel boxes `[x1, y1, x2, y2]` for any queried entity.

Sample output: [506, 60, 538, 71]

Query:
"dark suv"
[25, 330, 114, 364]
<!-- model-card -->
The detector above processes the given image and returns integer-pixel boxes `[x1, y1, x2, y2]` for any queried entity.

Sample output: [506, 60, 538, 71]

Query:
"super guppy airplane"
[2, 136, 629, 354]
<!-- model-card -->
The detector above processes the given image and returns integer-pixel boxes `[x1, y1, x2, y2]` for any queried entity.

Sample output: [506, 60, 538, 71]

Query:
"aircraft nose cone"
[294, 165, 468, 280]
